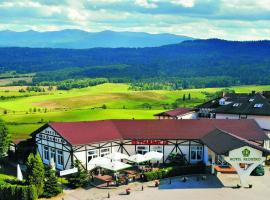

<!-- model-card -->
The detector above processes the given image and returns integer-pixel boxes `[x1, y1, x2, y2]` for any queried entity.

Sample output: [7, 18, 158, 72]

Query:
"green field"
[1, 83, 270, 140]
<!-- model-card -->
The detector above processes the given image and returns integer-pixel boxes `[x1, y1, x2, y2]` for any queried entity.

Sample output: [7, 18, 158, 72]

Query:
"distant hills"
[0, 29, 193, 48]
[1, 39, 270, 87]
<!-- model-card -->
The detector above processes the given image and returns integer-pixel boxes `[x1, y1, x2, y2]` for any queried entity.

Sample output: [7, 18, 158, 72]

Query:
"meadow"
[1, 83, 270, 140]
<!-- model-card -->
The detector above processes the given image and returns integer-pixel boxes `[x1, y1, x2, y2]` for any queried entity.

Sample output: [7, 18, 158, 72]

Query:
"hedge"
[144, 165, 206, 182]
[0, 184, 38, 200]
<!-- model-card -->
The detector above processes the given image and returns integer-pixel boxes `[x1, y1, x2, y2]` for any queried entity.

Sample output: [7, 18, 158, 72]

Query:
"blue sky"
[0, 0, 269, 40]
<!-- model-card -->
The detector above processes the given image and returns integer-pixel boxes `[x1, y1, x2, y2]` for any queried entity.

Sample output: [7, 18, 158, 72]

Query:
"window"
[254, 103, 263, 108]
[57, 150, 64, 166]
[88, 150, 98, 162]
[136, 146, 149, 155]
[44, 146, 49, 161]
[190, 146, 203, 161]
[233, 103, 241, 107]
[151, 145, 163, 153]
[100, 148, 110, 157]
[249, 98, 254, 102]
[50, 148, 56, 162]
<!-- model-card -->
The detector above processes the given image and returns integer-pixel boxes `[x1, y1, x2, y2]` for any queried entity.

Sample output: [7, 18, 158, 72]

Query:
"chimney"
[251, 90, 256, 95]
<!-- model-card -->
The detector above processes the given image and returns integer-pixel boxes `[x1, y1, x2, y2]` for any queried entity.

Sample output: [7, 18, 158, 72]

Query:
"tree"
[182, 94, 186, 101]
[67, 160, 88, 188]
[0, 119, 11, 158]
[188, 93, 191, 100]
[43, 166, 62, 198]
[26, 153, 45, 197]
[101, 104, 107, 109]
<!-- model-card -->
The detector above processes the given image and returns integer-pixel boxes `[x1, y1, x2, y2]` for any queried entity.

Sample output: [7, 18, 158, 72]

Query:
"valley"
[1, 83, 270, 140]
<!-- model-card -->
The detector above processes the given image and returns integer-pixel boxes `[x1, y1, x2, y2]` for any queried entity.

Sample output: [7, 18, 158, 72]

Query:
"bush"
[251, 165, 265, 176]
[143, 164, 206, 182]
[0, 184, 38, 200]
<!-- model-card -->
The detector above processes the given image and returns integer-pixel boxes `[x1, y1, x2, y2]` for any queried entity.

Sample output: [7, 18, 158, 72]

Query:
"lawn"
[1, 83, 270, 140]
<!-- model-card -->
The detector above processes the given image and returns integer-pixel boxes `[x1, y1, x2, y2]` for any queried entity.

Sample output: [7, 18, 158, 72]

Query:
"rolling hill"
[0, 39, 270, 87]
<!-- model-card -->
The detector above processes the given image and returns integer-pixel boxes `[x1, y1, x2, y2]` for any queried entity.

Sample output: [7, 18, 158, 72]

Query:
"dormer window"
[233, 103, 241, 107]
[249, 98, 254, 102]
[254, 103, 263, 108]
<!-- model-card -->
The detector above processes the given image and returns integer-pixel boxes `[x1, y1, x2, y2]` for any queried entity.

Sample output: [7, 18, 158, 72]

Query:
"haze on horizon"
[0, 0, 269, 41]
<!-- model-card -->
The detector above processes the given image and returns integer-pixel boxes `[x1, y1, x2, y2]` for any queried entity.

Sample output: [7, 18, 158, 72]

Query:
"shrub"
[67, 160, 88, 188]
[143, 164, 206, 182]
[0, 184, 38, 200]
[251, 165, 265, 176]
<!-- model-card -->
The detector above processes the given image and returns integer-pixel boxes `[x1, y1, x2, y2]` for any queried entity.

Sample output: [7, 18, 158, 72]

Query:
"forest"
[1, 39, 270, 89]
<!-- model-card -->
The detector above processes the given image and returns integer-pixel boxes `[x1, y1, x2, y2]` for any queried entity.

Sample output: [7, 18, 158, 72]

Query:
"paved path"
[60, 168, 270, 200]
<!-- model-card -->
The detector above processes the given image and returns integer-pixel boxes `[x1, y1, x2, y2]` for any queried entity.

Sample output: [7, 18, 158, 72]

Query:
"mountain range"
[1, 39, 270, 87]
[0, 29, 193, 48]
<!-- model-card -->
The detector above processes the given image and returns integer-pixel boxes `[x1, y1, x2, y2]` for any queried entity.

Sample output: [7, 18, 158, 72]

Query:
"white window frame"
[150, 145, 163, 153]
[50, 148, 56, 162]
[44, 146, 49, 161]
[100, 148, 110, 157]
[88, 149, 98, 162]
[190, 146, 203, 161]
[56, 150, 64, 167]
[136, 145, 149, 155]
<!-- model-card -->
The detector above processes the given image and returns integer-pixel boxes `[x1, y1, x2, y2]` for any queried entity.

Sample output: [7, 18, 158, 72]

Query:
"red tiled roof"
[46, 119, 267, 145]
[154, 108, 193, 117]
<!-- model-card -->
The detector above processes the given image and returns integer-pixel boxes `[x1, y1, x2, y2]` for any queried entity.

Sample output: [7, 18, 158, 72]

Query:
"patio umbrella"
[105, 152, 129, 160]
[88, 157, 111, 170]
[145, 151, 163, 161]
[127, 154, 150, 164]
[99, 161, 132, 172]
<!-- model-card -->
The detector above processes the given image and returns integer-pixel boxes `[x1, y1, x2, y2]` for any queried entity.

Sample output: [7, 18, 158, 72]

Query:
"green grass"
[1, 83, 270, 140]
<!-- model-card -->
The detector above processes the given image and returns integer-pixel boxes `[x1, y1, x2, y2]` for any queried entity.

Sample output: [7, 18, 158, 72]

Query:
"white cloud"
[134, 0, 158, 8]
[171, 0, 195, 8]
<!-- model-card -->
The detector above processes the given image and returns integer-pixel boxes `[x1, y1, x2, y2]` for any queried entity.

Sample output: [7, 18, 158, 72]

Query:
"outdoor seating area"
[89, 151, 164, 187]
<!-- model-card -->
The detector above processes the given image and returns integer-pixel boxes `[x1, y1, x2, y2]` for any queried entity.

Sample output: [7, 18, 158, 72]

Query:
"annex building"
[32, 119, 270, 175]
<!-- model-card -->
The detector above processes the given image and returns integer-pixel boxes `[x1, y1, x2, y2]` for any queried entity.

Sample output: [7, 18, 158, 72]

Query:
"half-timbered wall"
[35, 127, 72, 170]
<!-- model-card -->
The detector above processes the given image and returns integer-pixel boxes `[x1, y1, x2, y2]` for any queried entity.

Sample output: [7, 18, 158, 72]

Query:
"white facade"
[35, 126, 207, 171]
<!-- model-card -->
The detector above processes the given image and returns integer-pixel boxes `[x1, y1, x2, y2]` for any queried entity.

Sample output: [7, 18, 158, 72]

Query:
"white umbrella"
[127, 154, 150, 163]
[99, 161, 132, 172]
[105, 152, 129, 160]
[145, 151, 163, 161]
[88, 157, 111, 165]
[88, 157, 111, 170]
[17, 164, 23, 181]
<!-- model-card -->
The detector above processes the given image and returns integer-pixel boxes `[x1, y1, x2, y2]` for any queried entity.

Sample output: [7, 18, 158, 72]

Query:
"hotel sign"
[227, 146, 263, 164]
[131, 139, 169, 145]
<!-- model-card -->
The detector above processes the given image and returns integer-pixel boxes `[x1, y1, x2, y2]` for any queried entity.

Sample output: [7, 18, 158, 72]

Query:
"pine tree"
[188, 93, 191, 100]
[0, 119, 11, 158]
[67, 160, 88, 188]
[26, 153, 45, 197]
[182, 94, 186, 101]
[43, 166, 62, 198]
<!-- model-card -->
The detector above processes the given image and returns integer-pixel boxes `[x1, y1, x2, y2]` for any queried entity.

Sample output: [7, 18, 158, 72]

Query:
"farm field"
[1, 83, 270, 140]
